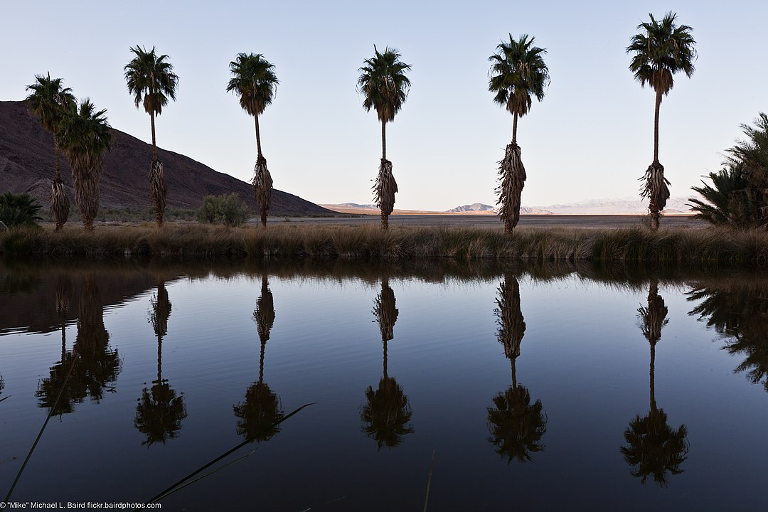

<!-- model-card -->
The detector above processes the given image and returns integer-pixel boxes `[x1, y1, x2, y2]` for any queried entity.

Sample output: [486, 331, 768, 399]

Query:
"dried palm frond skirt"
[150, 159, 167, 225]
[373, 159, 398, 228]
[496, 143, 526, 233]
[253, 156, 273, 225]
[50, 176, 70, 230]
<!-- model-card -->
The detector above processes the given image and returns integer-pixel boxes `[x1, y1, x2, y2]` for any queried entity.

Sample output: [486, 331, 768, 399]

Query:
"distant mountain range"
[0, 100, 332, 216]
[323, 197, 694, 215]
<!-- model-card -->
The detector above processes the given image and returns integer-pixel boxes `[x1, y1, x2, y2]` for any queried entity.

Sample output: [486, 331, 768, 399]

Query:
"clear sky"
[2, 0, 766, 210]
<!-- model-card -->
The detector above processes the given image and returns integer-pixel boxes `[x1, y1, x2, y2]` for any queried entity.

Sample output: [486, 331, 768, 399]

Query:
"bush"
[0, 193, 42, 227]
[196, 194, 249, 227]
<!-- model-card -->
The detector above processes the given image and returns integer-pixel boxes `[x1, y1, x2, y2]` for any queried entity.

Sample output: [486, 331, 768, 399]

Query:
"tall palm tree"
[627, 13, 696, 230]
[124, 45, 179, 228]
[358, 47, 411, 230]
[234, 276, 283, 442]
[487, 273, 546, 462]
[26, 74, 76, 231]
[135, 282, 186, 445]
[226, 53, 278, 227]
[361, 278, 414, 448]
[621, 280, 688, 486]
[489, 34, 549, 234]
[57, 100, 111, 231]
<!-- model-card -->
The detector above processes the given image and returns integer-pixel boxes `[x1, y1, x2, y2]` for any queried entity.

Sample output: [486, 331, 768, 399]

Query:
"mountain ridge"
[0, 100, 332, 216]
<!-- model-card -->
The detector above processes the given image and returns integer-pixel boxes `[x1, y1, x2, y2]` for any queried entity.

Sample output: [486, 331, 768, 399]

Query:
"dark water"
[0, 262, 766, 511]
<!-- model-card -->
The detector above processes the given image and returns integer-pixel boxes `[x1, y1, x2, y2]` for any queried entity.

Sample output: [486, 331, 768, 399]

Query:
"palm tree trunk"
[382, 339, 388, 380]
[156, 334, 163, 384]
[255, 115, 263, 158]
[649, 342, 656, 412]
[381, 120, 387, 160]
[258, 340, 266, 384]
[512, 113, 519, 145]
[511, 358, 517, 388]
[150, 111, 158, 162]
[653, 90, 662, 164]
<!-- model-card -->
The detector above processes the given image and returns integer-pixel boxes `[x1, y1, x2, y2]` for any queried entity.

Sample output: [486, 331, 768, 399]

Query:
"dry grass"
[2, 223, 768, 266]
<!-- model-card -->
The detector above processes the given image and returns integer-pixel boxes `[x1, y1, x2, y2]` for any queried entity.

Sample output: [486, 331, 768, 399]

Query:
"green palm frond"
[124, 45, 179, 115]
[226, 53, 278, 117]
[488, 34, 549, 117]
[627, 12, 696, 95]
[357, 46, 411, 123]
[25, 73, 76, 135]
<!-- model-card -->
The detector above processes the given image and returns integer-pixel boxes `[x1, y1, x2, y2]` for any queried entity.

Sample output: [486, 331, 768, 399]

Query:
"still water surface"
[0, 262, 766, 510]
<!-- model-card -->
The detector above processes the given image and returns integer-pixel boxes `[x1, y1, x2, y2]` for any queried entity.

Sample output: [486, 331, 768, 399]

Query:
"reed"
[2, 223, 768, 266]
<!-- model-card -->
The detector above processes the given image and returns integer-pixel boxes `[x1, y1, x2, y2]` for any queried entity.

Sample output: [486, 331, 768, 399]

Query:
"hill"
[0, 100, 332, 216]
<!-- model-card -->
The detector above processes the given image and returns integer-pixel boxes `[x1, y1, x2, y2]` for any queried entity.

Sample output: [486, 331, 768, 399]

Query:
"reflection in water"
[361, 278, 414, 449]
[621, 280, 688, 486]
[135, 282, 187, 446]
[233, 276, 284, 442]
[36, 277, 121, 415]
[487, 274, 546, 463]
[689, 282, 768, 392]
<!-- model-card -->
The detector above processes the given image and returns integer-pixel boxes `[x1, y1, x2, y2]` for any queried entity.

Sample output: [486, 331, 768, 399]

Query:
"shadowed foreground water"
[0, 261, 766, 511]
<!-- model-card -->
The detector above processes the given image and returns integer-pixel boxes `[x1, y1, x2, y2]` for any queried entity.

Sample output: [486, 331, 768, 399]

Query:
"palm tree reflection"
[361, 278, 414, 449]
[621, 280, 688, 486]
[487, 273, 546, 463]
[689, 282, 768, 391]
[233, 276, 283, 442]
[37, 276, 121, 415]
[135, 282, 187, 446]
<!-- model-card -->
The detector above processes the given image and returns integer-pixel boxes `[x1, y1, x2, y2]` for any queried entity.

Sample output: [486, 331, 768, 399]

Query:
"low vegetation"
[196, 194, 249, 227]
[0, 193, 42, 228]
[2, 223, 768, 266]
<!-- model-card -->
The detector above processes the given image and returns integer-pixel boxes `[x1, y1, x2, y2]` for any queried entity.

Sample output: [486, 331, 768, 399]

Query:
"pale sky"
[2, 0, 766, 210]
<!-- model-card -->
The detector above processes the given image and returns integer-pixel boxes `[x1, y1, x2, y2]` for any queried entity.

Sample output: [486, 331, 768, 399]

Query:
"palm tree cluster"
[25, 76, 111, 231]
[690, 114, 768, 228]
[21, 11, 706, 233]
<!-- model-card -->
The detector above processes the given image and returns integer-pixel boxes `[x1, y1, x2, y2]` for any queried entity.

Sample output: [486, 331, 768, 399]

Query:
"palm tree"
[124, 45, 179, 228]
[361, 278, 414, 448]
[489, 35, 549, 234]
[726, 113, 768, 225]
[358, 47, 411, 230]
[234, 276, 283, 442]
[226, 53, 278, 227]
[57, 100, 111, 231]
[25, 74, 76, 230]
[135, 282, 186, 445]
[621, 280, 688, 485]
[487, 273, 547, 462]
[627, 13, 696, 230]
[688, 163, 762, 227]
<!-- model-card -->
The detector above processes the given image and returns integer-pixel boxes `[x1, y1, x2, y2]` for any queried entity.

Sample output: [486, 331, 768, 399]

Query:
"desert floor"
[279, 214, 704, 229]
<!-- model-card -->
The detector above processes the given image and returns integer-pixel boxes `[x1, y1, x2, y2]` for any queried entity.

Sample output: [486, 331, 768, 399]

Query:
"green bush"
[0, 193, 42, 227]
[196, 194, 249, 227]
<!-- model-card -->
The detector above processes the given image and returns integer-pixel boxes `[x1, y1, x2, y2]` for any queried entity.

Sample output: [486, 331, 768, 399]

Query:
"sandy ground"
[278, 214, 705, 229]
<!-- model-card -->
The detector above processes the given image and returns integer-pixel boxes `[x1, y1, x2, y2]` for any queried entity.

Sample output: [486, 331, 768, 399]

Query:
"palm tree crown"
[124, 46, 179, 116]
[488, 34, 549, 119]
[627, 13, 696, 96]
[26, 73, 75, 134]
[57, 100, 111, 172]
[357, 46, 411, 123]
[226, 53, 278, 118]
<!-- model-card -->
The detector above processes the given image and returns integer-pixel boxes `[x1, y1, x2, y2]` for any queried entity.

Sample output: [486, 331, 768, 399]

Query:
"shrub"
[196, 194, 249, 227]
[0, 193, 43, 227]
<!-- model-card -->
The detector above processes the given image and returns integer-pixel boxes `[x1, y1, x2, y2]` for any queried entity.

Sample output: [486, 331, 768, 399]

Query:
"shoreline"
[1, 223, 766, 266]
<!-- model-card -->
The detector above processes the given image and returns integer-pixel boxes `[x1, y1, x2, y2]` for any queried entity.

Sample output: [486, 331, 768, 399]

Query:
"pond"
[0, 261, 766, 510]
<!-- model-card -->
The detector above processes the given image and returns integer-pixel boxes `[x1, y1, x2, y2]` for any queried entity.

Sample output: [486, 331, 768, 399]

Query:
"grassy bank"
[2, 223, 768, 266]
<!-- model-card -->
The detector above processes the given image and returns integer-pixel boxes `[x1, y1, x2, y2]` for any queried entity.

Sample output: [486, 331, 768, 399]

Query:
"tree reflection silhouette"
[233, 275, 284, 442]
[37, 276, 120, 415]
[135, 282, 187, 446]
[689, 282, 768, 391]
[487, 273, 546, 463]
[361, 278, 414, 449]
[621, 280, 688, 486]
